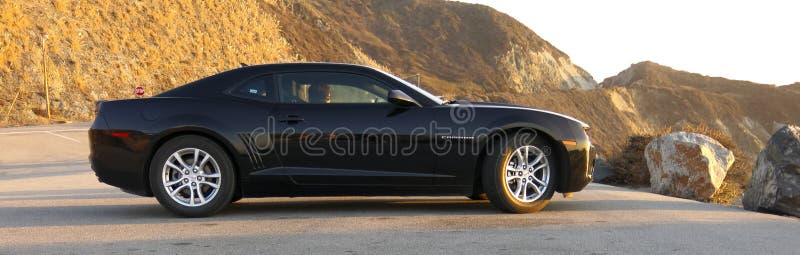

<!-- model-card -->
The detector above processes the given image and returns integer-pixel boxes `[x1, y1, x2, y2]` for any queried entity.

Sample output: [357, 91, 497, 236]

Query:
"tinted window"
[278, 72, 390, 104]
[229, 75, 277, 102]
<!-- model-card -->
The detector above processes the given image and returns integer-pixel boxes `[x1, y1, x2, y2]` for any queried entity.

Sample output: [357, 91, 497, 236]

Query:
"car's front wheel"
[149, 135, 235, 217]
[482, 132, 556, 213]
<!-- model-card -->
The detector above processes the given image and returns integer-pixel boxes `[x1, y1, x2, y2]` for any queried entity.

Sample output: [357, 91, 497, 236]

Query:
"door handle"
[278, 115, 304, 123]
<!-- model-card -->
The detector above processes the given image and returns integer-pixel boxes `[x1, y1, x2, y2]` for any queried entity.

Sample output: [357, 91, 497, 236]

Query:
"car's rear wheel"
[483, 132, 556, 213]
[149, 135, 235, 217]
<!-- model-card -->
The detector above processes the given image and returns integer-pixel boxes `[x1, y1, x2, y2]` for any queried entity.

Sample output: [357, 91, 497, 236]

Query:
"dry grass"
[1, 0, 299, 126]
[602, 127, 672, 186]
[603, 124, 753, 205]
[2, 0, 598, 127]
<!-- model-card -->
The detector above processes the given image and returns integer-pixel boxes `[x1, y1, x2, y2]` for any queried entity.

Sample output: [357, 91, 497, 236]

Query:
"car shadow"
[0, 194, 744, 228]
[220, 198, 499, 217]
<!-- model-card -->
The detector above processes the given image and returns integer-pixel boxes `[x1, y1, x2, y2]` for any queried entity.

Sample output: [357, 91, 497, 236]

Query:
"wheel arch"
[143, 128, 242, 197]
[471, 126, 569, 195]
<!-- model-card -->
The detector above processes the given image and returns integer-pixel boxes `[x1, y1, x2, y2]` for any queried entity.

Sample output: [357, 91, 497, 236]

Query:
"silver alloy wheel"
[162, 148, 222, 207]
[503, 145, 550, 202]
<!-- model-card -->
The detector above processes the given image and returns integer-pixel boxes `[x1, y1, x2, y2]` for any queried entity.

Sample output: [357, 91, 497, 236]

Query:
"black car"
[89, 63, 595, 217]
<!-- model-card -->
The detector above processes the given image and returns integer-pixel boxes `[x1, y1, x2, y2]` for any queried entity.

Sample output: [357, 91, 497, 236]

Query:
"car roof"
[240, 62, 381, 73]
[156, 62, 388, 98]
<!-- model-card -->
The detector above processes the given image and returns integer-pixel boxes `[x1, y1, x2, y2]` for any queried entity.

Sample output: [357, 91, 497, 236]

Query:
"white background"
[457, 0, 800, 85]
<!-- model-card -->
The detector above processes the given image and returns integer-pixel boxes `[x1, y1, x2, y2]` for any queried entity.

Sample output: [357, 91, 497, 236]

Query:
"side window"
[278, 72, 391, 104]
[229, 75, 277, 102]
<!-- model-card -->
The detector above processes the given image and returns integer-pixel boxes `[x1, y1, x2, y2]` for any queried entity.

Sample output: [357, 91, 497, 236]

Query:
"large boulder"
[743, 125, 800, 217]
[645, 132, 735, 200]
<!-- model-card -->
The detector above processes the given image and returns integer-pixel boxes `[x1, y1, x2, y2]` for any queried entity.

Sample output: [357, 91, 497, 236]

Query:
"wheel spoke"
[172, 152, 191, 169]
[524, 147, 530, 165]
[170, 184, 188, 196]
[165, 161, 182, 172]
[199, 154, 211, 170]
[530, 153, 544, 168]
[532, 175, 546, 186]
[196, 185, 206, 203]
[189, 186, 195, 206]
[506, 175, 521, 183]
[513, 181, 523, 197]
[532, 162, 547, 173]
[530, 181, 542, 195]
[199, 172, 220, 178]
[514, 150, 524, 163]
[200, 181, 219, 189]
[191, 149, 200, 168]
[522, 181, 529, 199]
[164, 179, 183, 187]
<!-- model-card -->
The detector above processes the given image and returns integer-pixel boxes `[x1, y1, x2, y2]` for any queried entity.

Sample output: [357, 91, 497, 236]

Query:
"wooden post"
[42, 36, 51, 123]
[2, 84, 23, 124]
[404, 74, 422, 87]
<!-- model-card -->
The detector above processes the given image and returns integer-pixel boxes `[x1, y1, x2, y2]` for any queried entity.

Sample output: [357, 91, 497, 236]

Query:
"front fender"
[467, 106, 594, 193]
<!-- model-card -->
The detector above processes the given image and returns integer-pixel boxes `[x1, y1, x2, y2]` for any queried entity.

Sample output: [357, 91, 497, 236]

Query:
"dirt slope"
[0, 0, 297, 125]
[0, 0, 594, 126]
[2, 0, 797, 161]
[292, 0, 597, 94]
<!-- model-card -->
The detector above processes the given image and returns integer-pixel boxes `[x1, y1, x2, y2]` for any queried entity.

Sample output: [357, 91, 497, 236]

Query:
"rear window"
[229, 75, 278, 102]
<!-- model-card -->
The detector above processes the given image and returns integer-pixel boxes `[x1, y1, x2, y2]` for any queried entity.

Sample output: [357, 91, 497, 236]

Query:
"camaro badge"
[440, 135, 475, 140]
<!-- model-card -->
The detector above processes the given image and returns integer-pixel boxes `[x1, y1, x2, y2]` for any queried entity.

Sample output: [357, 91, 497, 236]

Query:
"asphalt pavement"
[0, 123, 797, 254]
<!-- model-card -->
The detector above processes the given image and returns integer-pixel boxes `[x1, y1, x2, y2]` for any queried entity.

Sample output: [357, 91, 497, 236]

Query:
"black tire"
[467, 193, 488, 200]
[149, 135, 236, 217]
[482, 131, 557, 213]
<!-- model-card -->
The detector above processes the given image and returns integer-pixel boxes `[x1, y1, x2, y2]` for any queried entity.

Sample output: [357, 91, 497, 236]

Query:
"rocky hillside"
[292, 0, 597, 94]
[785, 82, 800, 93]
[471, 61, 799, 161]
[2, 0, 797, 162]
[0, 0, 595, 126]
[598, 62, 800, 156]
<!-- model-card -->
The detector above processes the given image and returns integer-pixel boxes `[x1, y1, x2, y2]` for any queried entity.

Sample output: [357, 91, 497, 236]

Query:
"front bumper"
[556, 131, 595, 193]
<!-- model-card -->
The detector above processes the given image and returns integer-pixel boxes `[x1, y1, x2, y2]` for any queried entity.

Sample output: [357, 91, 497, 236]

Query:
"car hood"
[452, 100, 590, 128]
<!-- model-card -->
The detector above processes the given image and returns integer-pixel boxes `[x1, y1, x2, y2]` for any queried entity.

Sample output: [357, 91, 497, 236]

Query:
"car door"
[269, 71, 436, 186]
[222, 74, 297, 195]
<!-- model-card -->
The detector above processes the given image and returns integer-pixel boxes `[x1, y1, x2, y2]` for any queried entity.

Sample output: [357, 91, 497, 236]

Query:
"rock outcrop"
[645, 132, 735, 200]
[743, 125, 800, 217]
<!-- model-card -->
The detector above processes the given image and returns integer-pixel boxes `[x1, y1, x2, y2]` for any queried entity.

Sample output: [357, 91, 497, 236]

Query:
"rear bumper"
[89, 126, 154, 197]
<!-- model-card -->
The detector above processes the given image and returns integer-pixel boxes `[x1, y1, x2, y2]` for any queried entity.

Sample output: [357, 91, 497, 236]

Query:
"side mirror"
[388, 90, 421, 107]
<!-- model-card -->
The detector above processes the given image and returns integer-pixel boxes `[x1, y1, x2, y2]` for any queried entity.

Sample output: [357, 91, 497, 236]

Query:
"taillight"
[111, 132, 130, 138]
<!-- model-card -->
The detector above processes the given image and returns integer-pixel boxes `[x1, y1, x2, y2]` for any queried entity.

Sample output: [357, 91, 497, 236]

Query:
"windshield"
[380, 71, 444, 105]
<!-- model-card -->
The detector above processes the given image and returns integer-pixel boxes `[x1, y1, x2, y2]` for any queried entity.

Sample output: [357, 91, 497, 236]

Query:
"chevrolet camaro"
[89, 63, 595, 217]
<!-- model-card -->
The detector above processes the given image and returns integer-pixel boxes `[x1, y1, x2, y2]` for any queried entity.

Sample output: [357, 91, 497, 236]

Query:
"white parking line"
[0, 129, 87, 135]
[45, 131, 81, 143]
[0, 129, 86, 143]
[51, 129, 88, 133]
